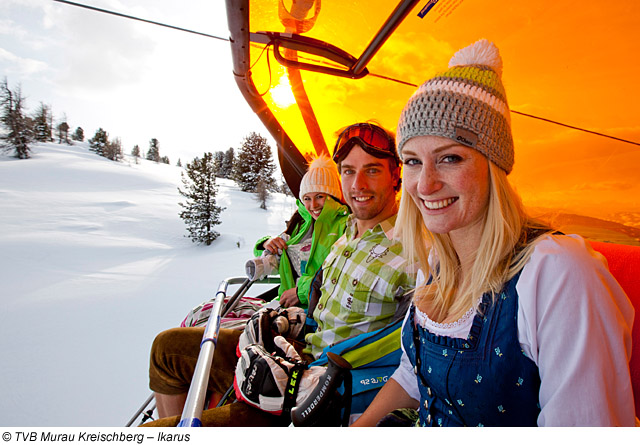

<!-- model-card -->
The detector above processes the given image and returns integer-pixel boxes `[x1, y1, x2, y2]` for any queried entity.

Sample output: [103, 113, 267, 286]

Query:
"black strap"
[340, 369, 352, 427]
[282, 362, 307, 416]
[306, 268, 324, 319]
[260, 308, 277, 353]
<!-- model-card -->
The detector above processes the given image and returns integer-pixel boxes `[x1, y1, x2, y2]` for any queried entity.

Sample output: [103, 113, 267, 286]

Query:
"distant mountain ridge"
[531, 208, 640, 246]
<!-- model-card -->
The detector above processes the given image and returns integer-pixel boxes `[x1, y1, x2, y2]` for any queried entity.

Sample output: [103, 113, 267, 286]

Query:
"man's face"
[339, 145, 400, 232]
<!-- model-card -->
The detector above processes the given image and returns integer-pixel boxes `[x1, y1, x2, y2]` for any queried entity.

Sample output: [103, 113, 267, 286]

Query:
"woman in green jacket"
[252, 155, 349, 308]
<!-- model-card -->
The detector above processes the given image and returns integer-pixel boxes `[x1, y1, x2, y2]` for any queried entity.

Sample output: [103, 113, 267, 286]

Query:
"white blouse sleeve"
[516, 234, 635, 426]
[390, 303, 421, 402]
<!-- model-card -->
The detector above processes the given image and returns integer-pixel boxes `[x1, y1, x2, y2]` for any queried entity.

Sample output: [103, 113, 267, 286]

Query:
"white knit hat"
[299, 155, 343, 201]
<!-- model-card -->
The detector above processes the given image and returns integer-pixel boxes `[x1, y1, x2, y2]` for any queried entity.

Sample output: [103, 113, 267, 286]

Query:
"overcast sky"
[1, 0, 270, 164]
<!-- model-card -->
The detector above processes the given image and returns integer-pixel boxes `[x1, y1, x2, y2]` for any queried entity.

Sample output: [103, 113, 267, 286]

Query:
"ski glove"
[246, 234, 291, 280]
[237, 306, 306, 354]
[234, 336, 324, 415]
[245, 254, 279, 281]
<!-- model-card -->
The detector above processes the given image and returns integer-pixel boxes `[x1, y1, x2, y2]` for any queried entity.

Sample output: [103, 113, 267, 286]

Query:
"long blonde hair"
[396, 162, 552, 322]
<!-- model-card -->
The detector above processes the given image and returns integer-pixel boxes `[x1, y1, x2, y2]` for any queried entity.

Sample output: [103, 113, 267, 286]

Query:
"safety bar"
[177, 276, 280, 427]
[125, 394, 155, 427]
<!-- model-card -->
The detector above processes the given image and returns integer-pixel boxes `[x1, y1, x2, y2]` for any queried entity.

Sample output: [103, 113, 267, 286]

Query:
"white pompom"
[448, 39, 502, 75]
[307, 154, 336, 170]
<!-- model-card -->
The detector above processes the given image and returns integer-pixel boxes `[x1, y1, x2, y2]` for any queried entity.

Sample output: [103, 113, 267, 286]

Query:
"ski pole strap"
[290, 352, 352, 426]
[340, 367, 353, 427]
[282, 362, 307, 416]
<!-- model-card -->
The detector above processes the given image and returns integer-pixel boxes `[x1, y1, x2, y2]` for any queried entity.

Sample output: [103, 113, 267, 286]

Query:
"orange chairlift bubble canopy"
[225, 0, 640, 245]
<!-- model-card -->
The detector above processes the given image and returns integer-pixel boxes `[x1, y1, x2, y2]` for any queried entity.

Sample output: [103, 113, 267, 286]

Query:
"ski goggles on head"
[332, 123, 400, 166]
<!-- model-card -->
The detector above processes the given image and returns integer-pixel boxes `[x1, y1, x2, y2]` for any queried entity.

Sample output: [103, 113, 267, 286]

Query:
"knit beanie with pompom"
[299, 155, 343, 201]
[396, 39, 514, 174]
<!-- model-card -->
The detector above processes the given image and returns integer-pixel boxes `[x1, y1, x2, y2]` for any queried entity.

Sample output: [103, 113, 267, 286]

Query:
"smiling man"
[144, 122, 415, 427]
[305, 122, 412, 358]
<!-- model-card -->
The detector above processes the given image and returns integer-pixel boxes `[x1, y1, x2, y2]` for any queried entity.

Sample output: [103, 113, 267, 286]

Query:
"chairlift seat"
[589, 241, 640, 418]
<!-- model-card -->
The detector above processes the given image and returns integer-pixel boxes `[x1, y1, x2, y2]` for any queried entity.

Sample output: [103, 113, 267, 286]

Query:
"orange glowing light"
[269, 74, 296, 109]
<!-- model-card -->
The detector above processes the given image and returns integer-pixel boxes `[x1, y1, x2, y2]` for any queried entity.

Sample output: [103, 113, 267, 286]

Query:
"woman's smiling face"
[302, 192, 327, 219]
[402, 135, 491, 242]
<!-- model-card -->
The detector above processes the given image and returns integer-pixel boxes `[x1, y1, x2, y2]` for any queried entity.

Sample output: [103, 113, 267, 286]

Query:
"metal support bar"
[177, 280, 230, 427]
[351, 0, 420, 75]
[125, 393, 155, 427]
[222, 275, 280, 316]
[220, 278, 252, 318]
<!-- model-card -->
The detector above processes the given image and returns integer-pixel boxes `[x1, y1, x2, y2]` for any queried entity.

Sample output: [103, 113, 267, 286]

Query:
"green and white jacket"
[254, 197, 349, 308]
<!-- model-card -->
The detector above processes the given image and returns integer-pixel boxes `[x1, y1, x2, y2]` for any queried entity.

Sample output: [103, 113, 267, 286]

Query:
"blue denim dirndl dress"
[402, 271, 541, 426]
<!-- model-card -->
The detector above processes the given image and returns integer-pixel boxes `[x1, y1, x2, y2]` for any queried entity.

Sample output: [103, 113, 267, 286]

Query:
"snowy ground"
[0, 142, 296, 427]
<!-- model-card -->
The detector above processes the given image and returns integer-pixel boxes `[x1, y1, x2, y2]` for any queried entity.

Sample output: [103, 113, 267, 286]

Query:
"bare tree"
[254, 173, 270, 210]
[104, 137, 123, 161]
[56, 113, 70, 144]
[0, 78, 32, 159]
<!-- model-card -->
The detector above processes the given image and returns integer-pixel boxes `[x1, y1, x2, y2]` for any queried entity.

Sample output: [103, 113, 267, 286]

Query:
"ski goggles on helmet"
[332, 123, 400, 166]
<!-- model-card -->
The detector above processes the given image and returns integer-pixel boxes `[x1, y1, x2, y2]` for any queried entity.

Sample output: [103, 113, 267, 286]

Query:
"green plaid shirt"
[305, 214, 416, 358]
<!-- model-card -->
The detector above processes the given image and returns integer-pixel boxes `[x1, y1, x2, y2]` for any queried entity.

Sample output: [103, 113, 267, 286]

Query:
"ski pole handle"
[290, 352, 352, 426]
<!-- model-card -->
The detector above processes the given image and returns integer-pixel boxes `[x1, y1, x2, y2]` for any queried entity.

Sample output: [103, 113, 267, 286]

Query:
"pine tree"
[71, 127, 84, 142]
[33, 102, 52, 142]
[213, 151, 224, 177]
[88, 128, 108, 157]
[160, 155, 170, 165]
[233, 132, 276, 192]
[176, 158, 182, 167]
[146, 138, 160, 162]
[131, 144, 141, 163]
[178, 152, 225, 245]
[0, 78, 32, 159]
[221, 147, 235, 179]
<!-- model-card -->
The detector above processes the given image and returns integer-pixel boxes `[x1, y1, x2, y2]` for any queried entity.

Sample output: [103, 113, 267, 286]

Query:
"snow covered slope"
[0, 142, 295, 426]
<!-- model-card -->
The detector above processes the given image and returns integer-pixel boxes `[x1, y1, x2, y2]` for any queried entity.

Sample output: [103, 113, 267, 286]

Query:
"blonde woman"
[353, 39, 635, 427]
